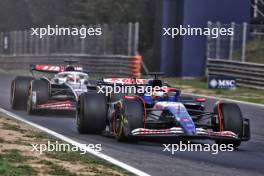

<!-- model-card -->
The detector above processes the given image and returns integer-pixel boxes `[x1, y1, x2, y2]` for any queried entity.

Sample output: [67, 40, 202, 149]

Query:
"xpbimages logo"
[96, 83, 169, 96]
[31, 141, 102, 154]
[163, 141, 234, 155]
[31, 25, 102, 39]
[163, 25, 234, 39]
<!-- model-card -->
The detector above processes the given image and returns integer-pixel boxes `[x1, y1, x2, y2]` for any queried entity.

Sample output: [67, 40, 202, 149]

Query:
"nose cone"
[166, 105, 196, 135]
[180, 117, 196, 135]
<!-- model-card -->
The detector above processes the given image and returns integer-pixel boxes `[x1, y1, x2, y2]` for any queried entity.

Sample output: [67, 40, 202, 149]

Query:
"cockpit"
[142, 79, 181, 106]
[53, 72, 89, 86]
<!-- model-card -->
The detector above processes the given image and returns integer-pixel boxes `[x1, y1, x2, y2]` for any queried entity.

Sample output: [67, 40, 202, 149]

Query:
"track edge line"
[0, 107, 151, 176]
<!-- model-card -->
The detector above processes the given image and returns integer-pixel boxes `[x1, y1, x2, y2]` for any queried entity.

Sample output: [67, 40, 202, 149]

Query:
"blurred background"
[0, 0, 263, 91]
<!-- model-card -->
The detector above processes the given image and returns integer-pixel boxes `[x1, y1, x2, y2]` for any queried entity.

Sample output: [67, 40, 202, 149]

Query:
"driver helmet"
[65, 65, 75, 71]
[75, 75, 81, 83]
[66, 74, 75, 84]
[152, 90, 166, 100]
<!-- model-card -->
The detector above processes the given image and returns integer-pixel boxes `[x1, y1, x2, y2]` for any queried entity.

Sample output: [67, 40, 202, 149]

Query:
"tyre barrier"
[0, 54, 142, 78]
[129, 55, 142, 78]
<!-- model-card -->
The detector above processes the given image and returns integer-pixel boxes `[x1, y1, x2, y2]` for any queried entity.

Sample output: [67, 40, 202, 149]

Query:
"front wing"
[131, 127, 246, 141]
[33, 100, 76, 111]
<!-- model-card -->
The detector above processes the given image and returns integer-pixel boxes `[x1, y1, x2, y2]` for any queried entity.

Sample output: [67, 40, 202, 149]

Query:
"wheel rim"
[27, 83, 33, 113]
[114, 114, 124, 137]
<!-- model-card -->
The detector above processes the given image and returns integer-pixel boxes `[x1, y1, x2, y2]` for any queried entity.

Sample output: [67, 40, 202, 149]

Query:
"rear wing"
[103, 78, 148, 85]
[31, 65, 64, 73]
[30, 64, 83, 73]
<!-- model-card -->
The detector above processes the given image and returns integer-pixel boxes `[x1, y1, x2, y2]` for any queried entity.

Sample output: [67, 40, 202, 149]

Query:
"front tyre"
[214, 102, 243, 148]
[27, 80, 49, 115]
[77, 93, 107, 134]
[114, 98, 144, 142]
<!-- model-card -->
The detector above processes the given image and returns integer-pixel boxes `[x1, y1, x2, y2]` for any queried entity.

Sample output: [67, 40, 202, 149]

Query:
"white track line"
[0, 108, 151, 176]
[183, 93, 264, 108]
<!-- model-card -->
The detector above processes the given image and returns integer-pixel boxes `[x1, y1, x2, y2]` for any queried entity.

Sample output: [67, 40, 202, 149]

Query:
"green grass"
[2, 123, 27, 133]
[23, 131, 60, 144]
[232, 40, 264, 64]
[167, 78, 208, 89]
[166, 77, 264, 104]
[0, 150, 37, 176]
[23, 131, 49, 139]
[45, 150, 128, 175]
[0, 149, 34, 163]
[0, 160, 37, 176]
[24, 131, 127, 175]
[13, 139, 30, 146]
[246, 40, 264, 64]
[0, 116, 128, 176]
[39, 160, 77, 176]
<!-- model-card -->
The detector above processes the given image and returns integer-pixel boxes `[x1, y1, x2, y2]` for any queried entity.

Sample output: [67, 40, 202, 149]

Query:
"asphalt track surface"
[1, 74, 264, 176]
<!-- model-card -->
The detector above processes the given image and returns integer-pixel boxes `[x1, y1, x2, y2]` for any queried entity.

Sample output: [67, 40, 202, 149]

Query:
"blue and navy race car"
[76, 74, 250, 148]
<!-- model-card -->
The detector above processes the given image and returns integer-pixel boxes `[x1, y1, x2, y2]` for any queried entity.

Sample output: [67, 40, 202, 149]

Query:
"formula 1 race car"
[76, 74, 250, 148]
[10, 61, 90, 115]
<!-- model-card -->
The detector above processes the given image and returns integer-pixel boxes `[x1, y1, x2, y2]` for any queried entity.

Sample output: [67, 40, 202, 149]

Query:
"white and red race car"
[10, 61, 91, 115]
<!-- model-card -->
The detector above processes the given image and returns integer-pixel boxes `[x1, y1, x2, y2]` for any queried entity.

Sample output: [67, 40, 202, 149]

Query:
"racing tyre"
[114, 98, 144, 142]
[10, 76, 33, 110]
[27, 80, 49, 115]
[77, 92, 107, 134]
[214, 102, 243, 148]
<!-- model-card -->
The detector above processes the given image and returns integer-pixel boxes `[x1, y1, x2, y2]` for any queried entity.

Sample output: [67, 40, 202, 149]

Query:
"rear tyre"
[114, 98, 144, 142]
[27, 80, 49, 115]
[77, 93, 107, 134]
[10, 76, 33, 110]
[214, 103, 243, 148]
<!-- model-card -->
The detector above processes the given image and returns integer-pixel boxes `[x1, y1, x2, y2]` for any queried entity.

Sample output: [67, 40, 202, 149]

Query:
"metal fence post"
[254, 0, 259, 18]
[29, 31, 34, 54]
[241, 22, 247, 62]
[35, 34, 39, 55]
[46, 35, 50, 54]
[23, 30, 28, 54]
[216, 21, 221, 59]
[205, 21, 212, 77]
[127, 22, 132, 55]
[4, 32, 11, 55]
[53, 34, 58, 54]
[16, 31, 20, 55]
[73, 26, 78, 54]
[18, 31, 23, 55]
[13, 31, 18, 55]
[206, 21, 212, 60]
[229, 22, 235, 60]
[103, 24, 108, 55]
[81, 25, 85, 54]
[133, 22, 140, 55]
